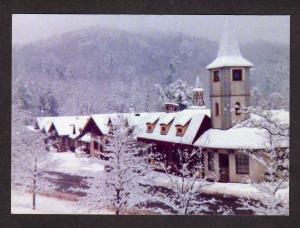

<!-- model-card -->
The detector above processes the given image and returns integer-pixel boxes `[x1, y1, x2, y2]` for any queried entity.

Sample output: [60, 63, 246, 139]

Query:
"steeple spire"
[217, 17, 241, 58]
[206, 17, 253, 69]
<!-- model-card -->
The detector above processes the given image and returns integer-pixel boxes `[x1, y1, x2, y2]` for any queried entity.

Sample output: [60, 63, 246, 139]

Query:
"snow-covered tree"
[156, 79, 193, 111]
[146, 147, 221, 215]
[38, 83, 59, 116]
[77, 115, 150, 215]
[269, 92, 283, 110]
[238, 108, 289, 215]
[11, 103, 59, 210]
[251, 87, 261, 107]
[164, 55, 180, 86]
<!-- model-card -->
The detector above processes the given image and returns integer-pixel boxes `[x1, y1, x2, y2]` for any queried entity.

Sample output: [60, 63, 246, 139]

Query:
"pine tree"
[157, 79, 193, 111]
[39, 84, 59, 116]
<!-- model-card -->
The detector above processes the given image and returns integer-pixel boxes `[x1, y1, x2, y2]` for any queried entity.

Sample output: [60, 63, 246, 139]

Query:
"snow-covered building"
[137, 109, 211, 169]
[73, 112, 156, 156]
[41, 115, 90, 152]
[137, 18, 289, 183]
[33, 18, 289, 184]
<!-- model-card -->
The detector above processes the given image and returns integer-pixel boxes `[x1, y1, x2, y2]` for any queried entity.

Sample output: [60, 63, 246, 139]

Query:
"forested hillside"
[12, 26, 289, 116]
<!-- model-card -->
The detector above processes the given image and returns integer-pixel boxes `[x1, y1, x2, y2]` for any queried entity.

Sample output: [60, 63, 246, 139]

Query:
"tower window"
[235, 102, 241, 115]
[213, 70, 220, 82]
[232, 69, 243, 81]
[215, 103, 219, 116]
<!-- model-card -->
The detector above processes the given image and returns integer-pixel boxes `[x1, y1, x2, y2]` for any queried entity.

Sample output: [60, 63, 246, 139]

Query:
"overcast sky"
[12, 14, 289, 46]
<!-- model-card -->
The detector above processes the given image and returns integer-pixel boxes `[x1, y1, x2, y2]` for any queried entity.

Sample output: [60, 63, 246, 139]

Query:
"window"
[147, 124, 152, 133]
[213, 70, 220, 82]
[94, 141, 99, 150]
[176, 127, 183, 136]
[235, 102, 241, 115]
[236, 153, 249, 174]
[208, 152, 214, 171]
[161, 126, 168, 135]
[232, 69, 243, 81]
[215, 103, 219, 116]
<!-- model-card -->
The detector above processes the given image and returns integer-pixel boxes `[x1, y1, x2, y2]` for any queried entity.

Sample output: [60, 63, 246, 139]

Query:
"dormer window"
[146, 124, 153, 133]
[176, 126, 185, 136]
[232, 69, 243, 81]
[160, 125, 167, 135]
[213, 70, 220, 82]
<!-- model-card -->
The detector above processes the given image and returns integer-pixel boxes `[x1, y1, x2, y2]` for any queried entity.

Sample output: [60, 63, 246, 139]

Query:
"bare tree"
[76, 115, 150, 215]
[146, 147, 223, 215]
[11, 96, 59, 210]
[238, 108, 289, 215]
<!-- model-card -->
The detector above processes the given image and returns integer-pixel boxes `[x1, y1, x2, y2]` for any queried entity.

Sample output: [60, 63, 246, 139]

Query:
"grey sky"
[12, 14, 289, 46]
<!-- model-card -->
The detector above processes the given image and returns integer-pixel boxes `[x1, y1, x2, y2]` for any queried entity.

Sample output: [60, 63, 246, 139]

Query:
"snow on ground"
[11, 190, 113, 214]
[147, 171, 289, 201]
[48, 151, 107, 176]
[45, 151, 289, 202]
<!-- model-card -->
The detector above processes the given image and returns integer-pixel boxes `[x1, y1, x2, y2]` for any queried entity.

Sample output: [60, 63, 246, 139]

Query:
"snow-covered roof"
[164, 102, 179, 106]
[145, 113, 162, 125]
[189, 105, 207, 110]
[193, 127, 288, 150]
[36, 117, 53, 130]
[80, 133, 92, 143]
[138, 109, 210, 145]
[159, 113, 176, 125]
[90, 114, 111, 135]
[206, 18, 253, 70]
[234, 109, 290, 128]
[51, 115, 90, 136]
[192, 88, 204, 92]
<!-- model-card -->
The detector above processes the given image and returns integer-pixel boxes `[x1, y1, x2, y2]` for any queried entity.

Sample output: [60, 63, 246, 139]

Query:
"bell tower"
[207, 18, 253, 129]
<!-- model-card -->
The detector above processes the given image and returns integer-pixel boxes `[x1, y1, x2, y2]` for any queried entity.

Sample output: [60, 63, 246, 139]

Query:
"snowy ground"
[48, 151, 107, 176]
[11, 190, 113, 214]
[149, 171, 289, 202]
[13, 151, 288, 214]
[48, 151, 289, 201]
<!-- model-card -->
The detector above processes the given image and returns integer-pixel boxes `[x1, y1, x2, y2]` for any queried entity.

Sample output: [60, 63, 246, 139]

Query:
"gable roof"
[193, 127, 288, 150]
[138, 108, 211, 145]
[194, 109, 289, 150]
[50, 115, 90, 136]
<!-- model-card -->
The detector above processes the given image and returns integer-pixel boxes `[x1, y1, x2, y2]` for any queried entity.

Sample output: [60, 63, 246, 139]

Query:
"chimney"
[164, 102, 179, 113]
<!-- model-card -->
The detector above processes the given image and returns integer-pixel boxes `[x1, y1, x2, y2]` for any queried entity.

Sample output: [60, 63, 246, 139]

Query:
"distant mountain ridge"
[12, 26, 289, 115]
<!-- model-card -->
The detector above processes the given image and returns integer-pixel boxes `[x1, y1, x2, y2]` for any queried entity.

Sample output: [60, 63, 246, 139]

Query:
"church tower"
[207, 18, 253, 129]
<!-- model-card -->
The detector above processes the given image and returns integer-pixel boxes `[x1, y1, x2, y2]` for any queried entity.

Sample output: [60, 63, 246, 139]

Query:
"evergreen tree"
[39, 84, 59, 116]
[164, 56, 180, 87]
[17, 82, 34, 110]
[157, 79, 193, 111]
[270, 92, 283, 109]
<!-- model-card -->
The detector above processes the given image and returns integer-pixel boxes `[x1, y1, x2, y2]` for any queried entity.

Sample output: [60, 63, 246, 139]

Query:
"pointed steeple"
[206, 17, 253, 69]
